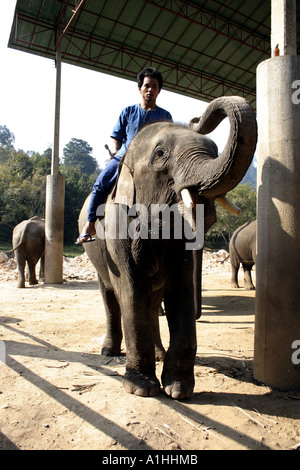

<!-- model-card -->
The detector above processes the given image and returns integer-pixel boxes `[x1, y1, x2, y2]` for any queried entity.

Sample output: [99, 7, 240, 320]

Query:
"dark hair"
[137, 67, 163, 90]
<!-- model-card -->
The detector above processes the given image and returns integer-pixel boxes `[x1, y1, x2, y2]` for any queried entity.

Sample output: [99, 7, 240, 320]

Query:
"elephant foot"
[161, 349, 195, 399]
[17, 282, 25, 288]
[161, 371, 195, 400]
[101, 333, 122, 356]
[231, 282, 240, 289]
[29, 279, 38, 286]
[101, 346, 122, 356]
[122, 370, 160, 397]
[245, 284, 255, 290]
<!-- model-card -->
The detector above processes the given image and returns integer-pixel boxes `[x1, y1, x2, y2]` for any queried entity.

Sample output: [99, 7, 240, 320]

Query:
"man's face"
[139, 77, 160, 105]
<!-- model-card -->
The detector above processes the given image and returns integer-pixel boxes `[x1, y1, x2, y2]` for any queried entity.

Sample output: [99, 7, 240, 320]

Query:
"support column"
[271, 0, 297, 56]
[44, 25, 65, 284]
[45, 174, 65, 283]
[254, 0, 300, 389]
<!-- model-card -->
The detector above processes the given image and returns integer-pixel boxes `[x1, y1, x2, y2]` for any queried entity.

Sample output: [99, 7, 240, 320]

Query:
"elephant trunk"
[188, 96, 257, 198]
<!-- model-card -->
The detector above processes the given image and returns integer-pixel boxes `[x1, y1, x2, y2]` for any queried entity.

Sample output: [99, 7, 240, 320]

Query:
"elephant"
[78, 96, 257, 399]
[229, 219, 257, 290]
[8, 216, 45, 288]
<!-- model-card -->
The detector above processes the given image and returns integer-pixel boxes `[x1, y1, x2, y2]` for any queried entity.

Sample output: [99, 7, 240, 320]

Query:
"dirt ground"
[0, 251, 300, 451]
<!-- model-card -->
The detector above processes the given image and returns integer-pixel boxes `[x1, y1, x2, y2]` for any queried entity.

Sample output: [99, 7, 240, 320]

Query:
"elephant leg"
[149, 288, 166, 362]
[243, 264, 255, 290]
[231, 264, 240, 288]
[116, 275, 160, 397]
[27, 260, 38, 285]
[39, 255, 45, 281]
[15, 250, 26, 288]
[98, 278, 123, 356]
[193, 248, 203, 319]
[162, 254, 197, 399]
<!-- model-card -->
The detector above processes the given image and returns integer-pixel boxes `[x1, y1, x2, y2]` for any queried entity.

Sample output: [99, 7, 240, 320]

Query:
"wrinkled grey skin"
[8, 216, 45, 288]
[229, 220, 257, 290]
[79, 96, 257, 399]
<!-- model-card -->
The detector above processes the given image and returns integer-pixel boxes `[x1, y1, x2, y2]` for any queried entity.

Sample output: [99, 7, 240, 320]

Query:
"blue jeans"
[87, 155, 121, 222]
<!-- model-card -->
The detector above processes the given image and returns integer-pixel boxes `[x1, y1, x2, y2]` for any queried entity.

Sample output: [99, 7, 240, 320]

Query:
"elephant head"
[113, 96, 257, 228]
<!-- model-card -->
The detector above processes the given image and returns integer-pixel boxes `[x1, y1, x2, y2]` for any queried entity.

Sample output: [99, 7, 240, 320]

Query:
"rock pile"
[202, 249, 231, 274]
[63, 253, 97, 280]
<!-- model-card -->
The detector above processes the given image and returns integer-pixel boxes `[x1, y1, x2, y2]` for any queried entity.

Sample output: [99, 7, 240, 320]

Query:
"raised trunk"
[188, 96, 257, 198]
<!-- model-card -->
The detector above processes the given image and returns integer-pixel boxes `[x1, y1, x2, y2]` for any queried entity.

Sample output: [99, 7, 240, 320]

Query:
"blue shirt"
[111, 104, 173, 158]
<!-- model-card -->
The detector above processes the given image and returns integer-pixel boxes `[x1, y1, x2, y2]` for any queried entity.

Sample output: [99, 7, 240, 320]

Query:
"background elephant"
[79, 96, 257, 399]
[229, 219, 256, 290]
[8, 216, 45, 288]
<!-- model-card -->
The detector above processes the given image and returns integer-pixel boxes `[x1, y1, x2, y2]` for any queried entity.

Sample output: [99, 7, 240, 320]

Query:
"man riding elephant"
[77, 67, 173, 244]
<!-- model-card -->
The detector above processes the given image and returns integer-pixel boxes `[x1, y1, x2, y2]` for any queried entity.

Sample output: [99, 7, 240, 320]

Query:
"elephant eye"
[150, 148, 169, 171]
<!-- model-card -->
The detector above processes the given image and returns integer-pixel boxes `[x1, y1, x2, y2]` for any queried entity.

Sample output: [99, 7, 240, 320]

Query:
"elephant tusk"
[215, 196, 241, 215]
[181, 190, 241, 215]
[181, 188, 194, 209]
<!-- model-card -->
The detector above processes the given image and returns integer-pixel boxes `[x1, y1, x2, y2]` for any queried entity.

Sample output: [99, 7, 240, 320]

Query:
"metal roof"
[7, 1, 300, 107]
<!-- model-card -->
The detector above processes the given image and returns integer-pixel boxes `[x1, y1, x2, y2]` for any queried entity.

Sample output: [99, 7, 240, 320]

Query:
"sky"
[0, 1, 229, 168]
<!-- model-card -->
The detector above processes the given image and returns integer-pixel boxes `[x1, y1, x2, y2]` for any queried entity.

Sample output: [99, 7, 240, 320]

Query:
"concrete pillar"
[271, 0, 297, 56]
[44, 25, 65, 284]
[254, 0, 300, 390]
[44, 174, 65, 283]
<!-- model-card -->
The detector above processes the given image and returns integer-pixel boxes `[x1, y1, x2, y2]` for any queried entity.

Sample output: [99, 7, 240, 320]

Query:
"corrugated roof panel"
[9, 0, 300, 107]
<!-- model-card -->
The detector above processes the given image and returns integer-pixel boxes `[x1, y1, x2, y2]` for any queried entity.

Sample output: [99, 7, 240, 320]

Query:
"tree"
[63, 138, 99, 175]
[206, 183, 257, 248]
[0, 149, 51, 241]
[0, 133, 101, 245]
[0, 125, 15, 165]
[60, 164, 99, 243]
[0, 125, 15, 148]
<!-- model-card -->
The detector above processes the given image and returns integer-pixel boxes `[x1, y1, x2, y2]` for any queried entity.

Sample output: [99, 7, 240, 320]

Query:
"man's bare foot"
[76, 221, 96, 243]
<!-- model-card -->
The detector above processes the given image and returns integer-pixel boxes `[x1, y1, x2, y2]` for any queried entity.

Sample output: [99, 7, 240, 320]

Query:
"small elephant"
[229, 220, 256, 290]
[8, 216, 45, 288]
[79, 96, 257, 399]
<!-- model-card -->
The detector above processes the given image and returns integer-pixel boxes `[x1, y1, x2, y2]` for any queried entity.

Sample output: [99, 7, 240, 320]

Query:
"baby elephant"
[229, 220, 256, 290]
[9, 216, 45, 288]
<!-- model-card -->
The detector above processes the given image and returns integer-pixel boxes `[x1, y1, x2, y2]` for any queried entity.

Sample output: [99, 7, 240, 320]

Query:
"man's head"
[137, 67, 163, 108]
[137, 67, 163, 90]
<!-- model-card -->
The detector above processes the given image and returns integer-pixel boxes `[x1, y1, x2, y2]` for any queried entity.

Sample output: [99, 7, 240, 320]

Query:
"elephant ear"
[113, 162, 135, 207]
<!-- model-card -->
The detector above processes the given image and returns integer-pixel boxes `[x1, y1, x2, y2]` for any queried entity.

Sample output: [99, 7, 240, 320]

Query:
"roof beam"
[55, 0, 86, 50]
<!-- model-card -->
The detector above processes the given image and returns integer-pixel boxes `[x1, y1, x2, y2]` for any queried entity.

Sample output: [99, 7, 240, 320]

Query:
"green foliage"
[0, 126, 101, 247]
[63, 138, 99, 175]
[206, 183, 257, 248]
[0, 148, 51, 240]
[0, 125, 15, 148]
[60, 164, 99, 244]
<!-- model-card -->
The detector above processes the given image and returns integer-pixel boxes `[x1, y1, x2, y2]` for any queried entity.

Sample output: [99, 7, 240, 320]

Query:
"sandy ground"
[0, 251, 300, 451]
